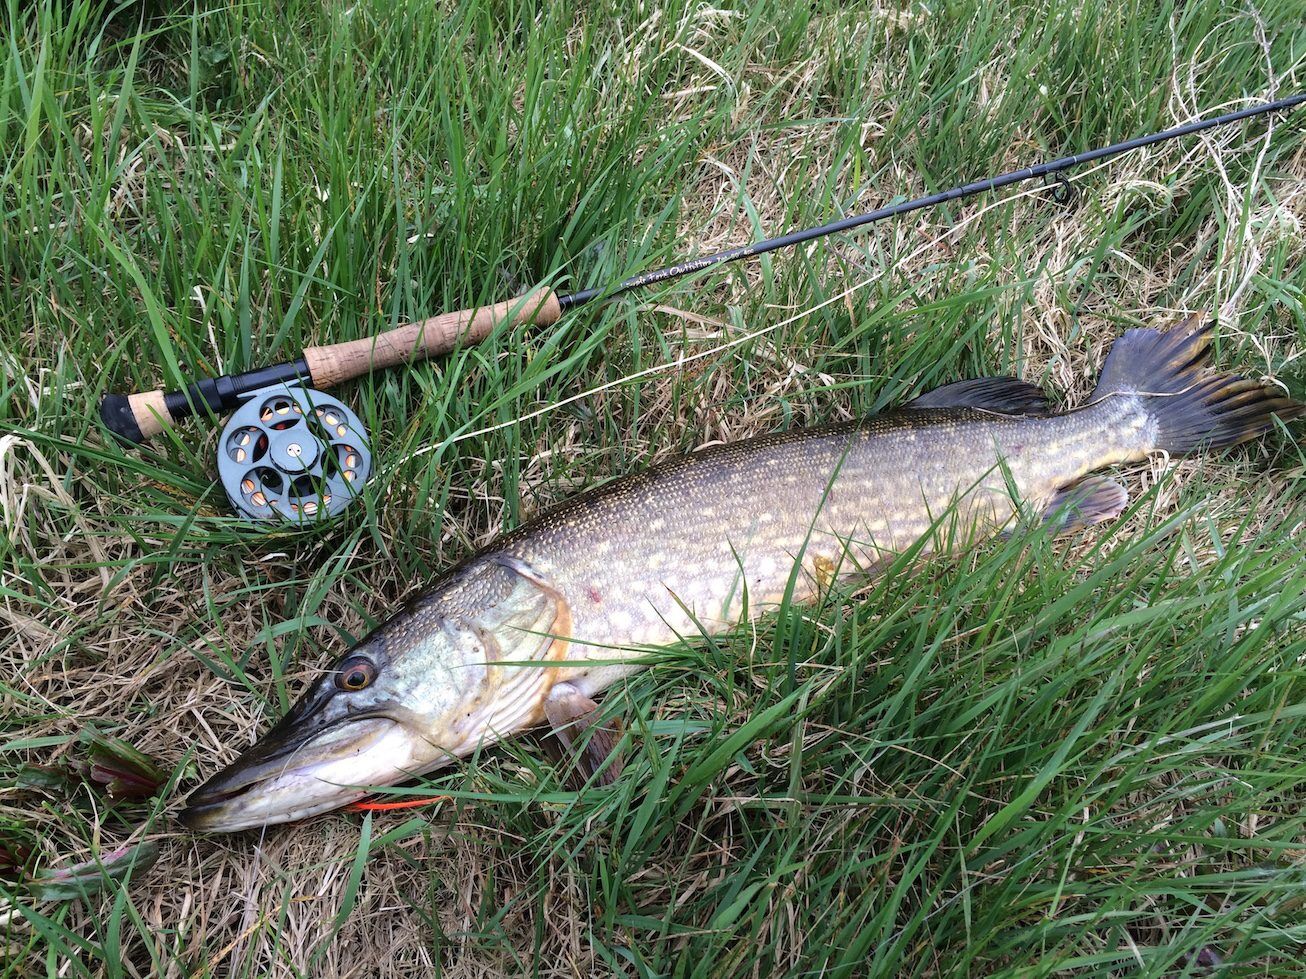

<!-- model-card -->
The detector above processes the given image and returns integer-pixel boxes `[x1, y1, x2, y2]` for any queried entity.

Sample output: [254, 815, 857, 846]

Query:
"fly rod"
[101, 92, 1305, 446]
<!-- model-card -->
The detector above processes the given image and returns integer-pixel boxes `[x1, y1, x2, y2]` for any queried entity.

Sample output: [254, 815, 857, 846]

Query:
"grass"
[1, 0, 1304, 975]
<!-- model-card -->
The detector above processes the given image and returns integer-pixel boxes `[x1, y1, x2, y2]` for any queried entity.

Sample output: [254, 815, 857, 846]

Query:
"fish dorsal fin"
[906, 377, 1051, 415]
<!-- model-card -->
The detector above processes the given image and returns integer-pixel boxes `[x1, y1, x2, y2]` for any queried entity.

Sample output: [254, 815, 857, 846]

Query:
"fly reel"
[216, 385, 372, 524]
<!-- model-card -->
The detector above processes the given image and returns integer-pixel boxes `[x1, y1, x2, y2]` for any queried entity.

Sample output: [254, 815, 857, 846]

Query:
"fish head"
[180, 558, 564, 833]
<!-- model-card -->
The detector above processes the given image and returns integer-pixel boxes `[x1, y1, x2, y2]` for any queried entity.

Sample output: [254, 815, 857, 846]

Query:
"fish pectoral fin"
[543, 682, 624, 787]
[906, 376, 1051, 415]
[1041, 476, 1129, 534]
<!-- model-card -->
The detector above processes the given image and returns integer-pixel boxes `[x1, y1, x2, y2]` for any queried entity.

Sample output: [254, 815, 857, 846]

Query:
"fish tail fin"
[1090, 313, 1303, 455]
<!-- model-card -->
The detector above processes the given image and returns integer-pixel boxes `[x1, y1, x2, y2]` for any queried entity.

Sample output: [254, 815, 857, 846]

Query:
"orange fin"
[1042, 476, 1128, 534]
[543, 682, 624, 787]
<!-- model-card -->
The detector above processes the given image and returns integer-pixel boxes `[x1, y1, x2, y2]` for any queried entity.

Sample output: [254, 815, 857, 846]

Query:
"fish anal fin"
[1041, 476, 1129, 535]
[907, 377, 1051, 415]
[543, 682, 624, 787]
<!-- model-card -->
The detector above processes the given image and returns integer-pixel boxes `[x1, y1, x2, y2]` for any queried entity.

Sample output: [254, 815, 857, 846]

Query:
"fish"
[180, 317, 1301, 832]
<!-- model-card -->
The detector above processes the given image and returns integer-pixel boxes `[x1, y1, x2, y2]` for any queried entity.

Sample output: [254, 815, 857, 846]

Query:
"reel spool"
[217, 384, 372, 523]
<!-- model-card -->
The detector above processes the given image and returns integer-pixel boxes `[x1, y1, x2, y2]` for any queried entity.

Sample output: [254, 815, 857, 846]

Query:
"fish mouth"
[179, 716, 407, 833]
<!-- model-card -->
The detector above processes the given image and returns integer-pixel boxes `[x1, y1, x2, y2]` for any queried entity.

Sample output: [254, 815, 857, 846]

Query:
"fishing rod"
[100, 93, 1304, 521]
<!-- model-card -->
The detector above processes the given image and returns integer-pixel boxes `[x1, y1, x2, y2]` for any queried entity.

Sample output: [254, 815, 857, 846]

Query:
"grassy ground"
[2, 0, 1304, 975]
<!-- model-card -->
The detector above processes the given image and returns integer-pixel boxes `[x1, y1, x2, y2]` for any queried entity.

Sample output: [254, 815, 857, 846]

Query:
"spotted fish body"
[488, 394, 1147, 691]
[370, 321, 1299, 746]
[181, 320, 1301, 832]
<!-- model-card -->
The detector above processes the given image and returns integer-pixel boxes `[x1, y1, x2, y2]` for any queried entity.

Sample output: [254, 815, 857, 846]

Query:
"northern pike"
[181, 319, 1301, 832]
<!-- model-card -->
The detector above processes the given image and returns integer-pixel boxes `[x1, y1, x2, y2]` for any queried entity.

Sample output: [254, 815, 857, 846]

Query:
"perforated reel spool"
[217, 384, 372, 523]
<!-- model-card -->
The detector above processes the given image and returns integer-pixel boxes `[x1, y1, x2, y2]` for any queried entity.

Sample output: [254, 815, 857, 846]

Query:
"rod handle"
[303, 286, 562, 388]
[99, 287, 560, 445]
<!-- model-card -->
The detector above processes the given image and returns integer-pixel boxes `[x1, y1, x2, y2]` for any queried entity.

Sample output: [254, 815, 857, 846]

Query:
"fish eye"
[336, 657, 376, 692]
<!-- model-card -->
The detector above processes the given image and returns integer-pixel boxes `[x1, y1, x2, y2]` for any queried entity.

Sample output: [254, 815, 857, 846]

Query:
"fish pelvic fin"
[907, 376, 1052, 415]
[1091, 313, 1303, 454]
[1041, 476, 1129, 535]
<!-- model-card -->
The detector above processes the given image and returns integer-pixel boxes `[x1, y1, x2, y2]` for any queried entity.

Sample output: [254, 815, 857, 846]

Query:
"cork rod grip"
[302, 287, 562, 388]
